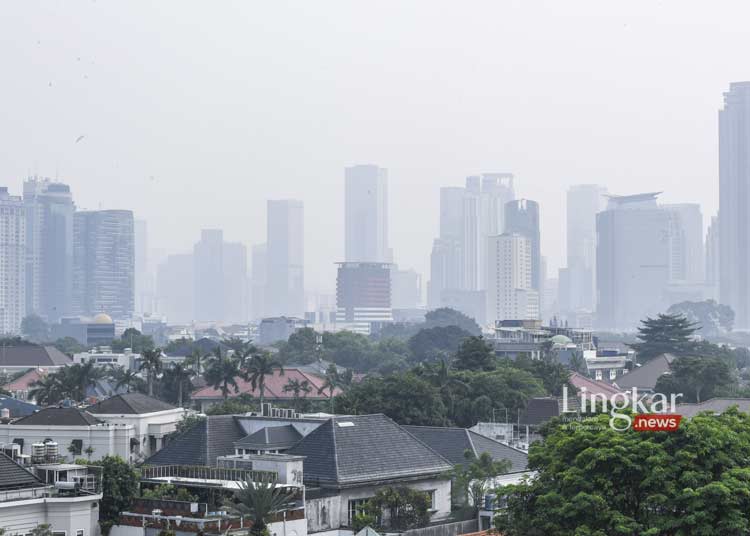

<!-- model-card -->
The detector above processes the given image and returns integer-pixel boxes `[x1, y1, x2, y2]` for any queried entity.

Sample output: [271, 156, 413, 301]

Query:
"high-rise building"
[193, 229, 224, 322]
[73, 210, 135, 319]
[156, 253, 194, 325]
[23, 176, 75, 322]
[0, 187, 26, 334]
[719, 82, 750, 327]
[486, 233, 539, 324]
[266, 200, 304, 317]
[345, 165, 389, 263]
[134, 219, 153, 314]
[336, 262, 392, 334]
[250, 243, 267, 320]
[706, 215, 719, 300]
[663, 203, 704, 284]
[596, 193, 670, 330]
[223, 241, 249, 323]
[504, 199, 541, 297]
[559, 185, 607, 313]
[391, 267, 422, 310]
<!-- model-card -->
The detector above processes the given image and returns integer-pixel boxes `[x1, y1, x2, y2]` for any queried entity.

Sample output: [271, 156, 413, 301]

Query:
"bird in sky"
[75, 135, 85, 143]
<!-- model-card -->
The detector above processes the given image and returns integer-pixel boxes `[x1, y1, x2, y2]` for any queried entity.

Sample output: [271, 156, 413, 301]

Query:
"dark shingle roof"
[0, 395, 39, 418]
[287, 414, 453, 487]
[520, 398, 560, 426]
[0, 345, 72, 367]
[614, 353, 675, 391]
[145, 415, 246, 466]
[87, 393, 176, 415]
[0, 453, 41, 490]
[402, 426, 528, 473]
[12, 407, 101, 426]
[234, 425, 303, 451]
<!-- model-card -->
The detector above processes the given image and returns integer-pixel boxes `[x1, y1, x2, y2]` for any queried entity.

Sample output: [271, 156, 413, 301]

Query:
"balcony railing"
[141, 465, 278, 483]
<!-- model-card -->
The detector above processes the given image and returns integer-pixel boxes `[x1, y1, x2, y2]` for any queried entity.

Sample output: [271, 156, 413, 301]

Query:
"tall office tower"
[560, 185, 607, 313]
[223, 241, 249, 323]
[23, 176, 75, 322]
[486, 233, 539, 324]
[428, 187, 465, 308]
[266, 200, 304, 317]
[461, 176, 482, 290]
[480, 174, 515, 283]
[345, 165, 389, 263]
[250, 243, 267, 320]
[391, 267, 422, 310]
[134, 219, 152, 314]
[663, 204, 704, 284]
[73, 210, 135, 319]
[706, 215, 720, 300]
[720, 82, 750, 327]
[156, 253, 194, 324]
[0, 187, 26, 334]
[596, 193, 670, 330]
[335, 262, 392, 334]
[504, 199, 541, 296]
[193, 229, 224, 322]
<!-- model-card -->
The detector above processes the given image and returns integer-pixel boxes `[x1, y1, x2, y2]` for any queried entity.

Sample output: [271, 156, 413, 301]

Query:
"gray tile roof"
[614, 353, 675, 391]
[145, 415, 246, 466]
[0, 452, 41, 491]
[402, 425, 528, 474]
[287, 414, 453, 488]
[677, 398, 750, 419]
[234, 424, 303, 451]
[11, 407, 101, 426]
[0, 395, 39, 418]
[0, 345, 72, 367]
[87, 393, 176, 415]
[520, 398, 561, 426]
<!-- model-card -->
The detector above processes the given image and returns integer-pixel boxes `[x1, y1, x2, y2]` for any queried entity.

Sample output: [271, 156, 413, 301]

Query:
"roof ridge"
[464, 428, 478, 458]
[330, 417, 340, 482]
[467, 430, 530, 455]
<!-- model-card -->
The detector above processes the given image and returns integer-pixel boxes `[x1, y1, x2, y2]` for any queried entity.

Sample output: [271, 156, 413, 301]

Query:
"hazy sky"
[2, 1, 748, 296]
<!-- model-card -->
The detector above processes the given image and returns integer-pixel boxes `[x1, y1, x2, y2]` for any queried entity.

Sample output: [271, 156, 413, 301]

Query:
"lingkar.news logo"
[561, 385, 683, 432]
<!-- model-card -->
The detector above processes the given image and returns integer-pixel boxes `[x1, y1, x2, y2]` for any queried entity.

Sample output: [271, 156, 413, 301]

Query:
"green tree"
[162, 362, 195, 407]
[51, 336, 88, 355]
[318, 363, 343, 413]
[667, 299, 735, 337]
[112, 328, 154, 353]
[111, 367, 145, 394]
[224, 477, 296, 536]
[204, 350, 241, 400]
[452, 450, 511, 511]
[141, 483, 198, 502]
[654, 354, 734, 403]
[453, 336, 496, 371]
[283, 378, 312, 412]
[85, 455, 139, 535]
[367, 486, 431, 530]
[205, 398, 254, 415]
[244, 352, 284, 408]
[408, 325, 472, 364]
[424, 307, 481, 335]
[21, 314, 50, 343]
[139, 348, 163, 397]
[29, 374, 64, 405]
[630, 313, 699, 362]
[278, 327, 320, 364]
[514, 354, 572, 396]
[29, 525, 52, 536]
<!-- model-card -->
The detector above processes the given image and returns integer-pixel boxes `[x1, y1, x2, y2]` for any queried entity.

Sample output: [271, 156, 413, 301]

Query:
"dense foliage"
[82, 456, 139, 535]
[667, 299, 735, 337]
[630, 313, 699, 362]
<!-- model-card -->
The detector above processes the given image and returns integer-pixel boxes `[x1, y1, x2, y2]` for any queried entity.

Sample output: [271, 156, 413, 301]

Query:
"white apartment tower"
[486, 233, 539, 324]
[345, 165, 389, 263]
[0, 187, 26, 334]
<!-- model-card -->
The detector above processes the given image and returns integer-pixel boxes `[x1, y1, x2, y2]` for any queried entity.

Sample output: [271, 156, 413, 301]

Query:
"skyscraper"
[336, 262, 392, 334]
[250, 243, 268, 320]
[266, 200, 304, 317]
[193, 229, 224, 322]
[504, 199, 541, 296]
[596, 193, 670, 330]
[23, 176, 75, 322]
[706, 215, 719, 300]
[0, 187, 26, 334]
[73, 210, 135, 319]
[345, 165, 389, 263]
[486, 233, 539, 324]
[663, 204, 704, 284]
[719, 82, 750, 327]
[156, 253, 194, 324]
[134, 219, 151, 314]
[223, 241, 249, 323]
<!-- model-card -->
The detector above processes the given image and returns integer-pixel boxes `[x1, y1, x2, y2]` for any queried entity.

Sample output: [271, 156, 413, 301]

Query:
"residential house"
[2, 369, 47, 402]
[0, 345, 72, 373]
[0, 395, 38, 419]
[614, 353, 675, 393]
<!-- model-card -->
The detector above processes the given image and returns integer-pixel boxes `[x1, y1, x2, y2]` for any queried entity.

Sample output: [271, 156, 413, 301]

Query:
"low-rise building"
[0, 345, 72, 374]
[51, 314, 116, 347]
[259, 317, 309, 346]
[73, 347, 137, 369]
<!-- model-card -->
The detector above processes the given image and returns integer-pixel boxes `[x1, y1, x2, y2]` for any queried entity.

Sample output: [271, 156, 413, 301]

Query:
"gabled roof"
[11, 407, 101, 426]
[614, 353, 675, 391]
[0, 395, 39, 418]
[87, 393, 177, 415]
[0, 452, 42, 491]
[677, 398, 750, 419]
[402, 425, 528, 474]
[568, 372, 623, 398]
[0, 346, 72, 367]
[234, 424, 303, 451]
[3, 369, 47, 392]
[286, 414, 453, 488]
[191, 368, 340, 401]
[145, 415, 246, 466]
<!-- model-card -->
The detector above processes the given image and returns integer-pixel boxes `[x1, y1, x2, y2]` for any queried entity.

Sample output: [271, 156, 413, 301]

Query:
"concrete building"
[720, 82, 750, 328]
[193, 229, 224, 322]
[23, 177, 75, 323]
[50, 313, 116, 346]
[73, 210, 135, 319]
[596, 193, 670, 330]
[345, 165, 389, 263]
[258, 316, 308, 346]
[223, 241, 249, 323]
[504, 199, 541, 301]
[664, 203, 704, 285]
[134, 219, 154, 314]
[391, 267, 422, 310]
[486, 234, 539, 324]
[156, 253, 194, 325]
[335, 262, 392, 334]
[266, 200, 304, 317]
[706, 215, 719, 300]
[251, 243, 268, 320]
[0, 187, 26, 335]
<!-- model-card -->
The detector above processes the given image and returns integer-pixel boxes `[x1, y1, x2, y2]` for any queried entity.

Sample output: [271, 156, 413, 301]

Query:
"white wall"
[0, 424, 134, 461]
[0, 494, 101, 536]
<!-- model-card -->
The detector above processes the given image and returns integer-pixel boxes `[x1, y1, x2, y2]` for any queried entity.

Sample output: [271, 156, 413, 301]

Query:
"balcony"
[141, 465, 279, 487]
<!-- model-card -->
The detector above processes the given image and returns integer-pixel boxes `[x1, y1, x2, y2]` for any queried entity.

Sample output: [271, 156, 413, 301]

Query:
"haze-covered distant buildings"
[345, 165, 390, 263]
[0, 187, 26, 334]
[486, 233, 539, 324]
[336, 261, 393, 334]
[266, 199, 304, 318]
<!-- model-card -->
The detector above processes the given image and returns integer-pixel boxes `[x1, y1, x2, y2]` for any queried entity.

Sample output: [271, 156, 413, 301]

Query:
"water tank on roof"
[32, 443, 46, 459]
[45, 441, 59, 460]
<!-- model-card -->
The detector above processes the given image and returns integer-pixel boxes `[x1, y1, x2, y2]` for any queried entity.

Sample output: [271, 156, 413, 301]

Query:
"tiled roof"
[614, 353, 675, 391]
[569, 372, 623, 397]
[234, 424, 303, 451]
[0, 395, 39, 418]
[0, 346, 72, 367]
[519, 398, 560, 426]
[191, 368, 341, 401]
[11, 407, 101, 426]
[3, 369, 47, 391]
[0, 453, 41, 491]
[87, 393, 177, 415]
[145, 415, 246, 466]
[677, 398, 750, 419]
[402, 425, 528, 474]
[287, 414, 453, 488]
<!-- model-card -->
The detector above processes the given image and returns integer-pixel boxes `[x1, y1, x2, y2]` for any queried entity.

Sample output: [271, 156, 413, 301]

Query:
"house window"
[609, 369, 617, 380]
[52, 532, 66, 536]
[426, 490, 437, 510]
[70, 439, 83, 456]
[595, 370, 603, 381]
[348, 498, 371, 525]
[76, 530, 84, 536]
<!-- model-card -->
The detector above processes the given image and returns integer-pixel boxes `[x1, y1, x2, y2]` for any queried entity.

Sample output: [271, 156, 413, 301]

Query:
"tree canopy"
[630, 313, 699, 362]
[667, 299, 734, 337]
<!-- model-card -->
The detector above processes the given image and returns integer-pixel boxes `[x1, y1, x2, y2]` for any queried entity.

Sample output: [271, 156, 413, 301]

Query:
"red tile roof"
[3, 369, 47, 392]
[190, 368, 341, 400]
[569, 371, 623, 397]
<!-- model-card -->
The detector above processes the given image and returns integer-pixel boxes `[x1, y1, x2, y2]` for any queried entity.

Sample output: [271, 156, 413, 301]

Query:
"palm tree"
[164, 362, 195, 407]
[204, 350, 241, 400]
[317, 363, 341, 414]
[112, 368, 144, 394]
[283, 378, 311, 412]
[425, 359, 467, 417]
[185, 348, 209, 374]
[29, 374, 63, 406]
[66, 360, 105, 401]
[224, 477, 296, 536]
[140, 348, 163, 397]
[244, 353, 284, 410]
